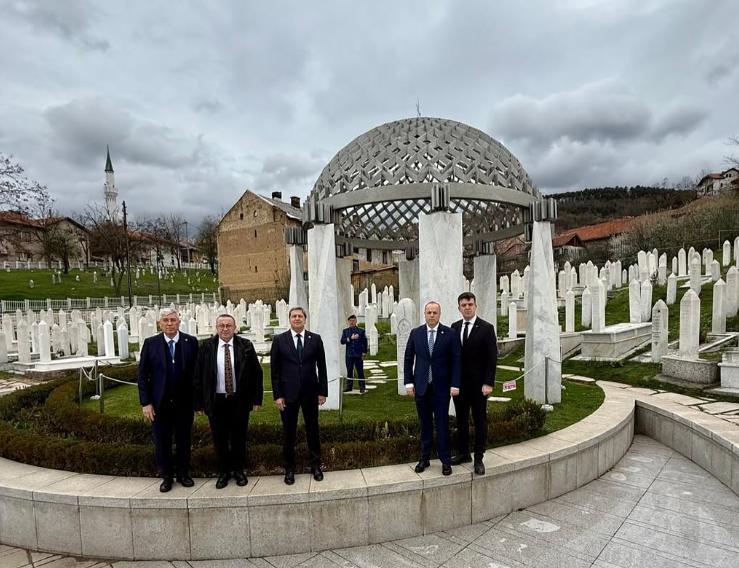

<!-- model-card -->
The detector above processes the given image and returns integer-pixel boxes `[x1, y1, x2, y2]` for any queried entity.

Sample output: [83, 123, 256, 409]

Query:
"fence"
[2, 260, 211, 271]
[0, 292, 219, 315]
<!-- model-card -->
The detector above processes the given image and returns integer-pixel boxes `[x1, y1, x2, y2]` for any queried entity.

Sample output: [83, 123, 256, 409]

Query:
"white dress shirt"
[406, 325, 440, 390]
[291, 328, 305, 350]
[459, 316, 476, 344]
[216, 337, 236, 394]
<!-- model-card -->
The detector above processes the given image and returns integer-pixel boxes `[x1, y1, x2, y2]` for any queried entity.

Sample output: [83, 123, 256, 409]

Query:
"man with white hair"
[138, 307, 200, 492]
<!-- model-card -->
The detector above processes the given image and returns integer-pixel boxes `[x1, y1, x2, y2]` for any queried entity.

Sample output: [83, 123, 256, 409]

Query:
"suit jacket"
[403, 323, 461, 397]
[193, 334, 263, 416]
[138, 332, 199, 411]
[341, 326, 368, 358]
[270, 329, 328, 403]
[451, 317, 498, 390]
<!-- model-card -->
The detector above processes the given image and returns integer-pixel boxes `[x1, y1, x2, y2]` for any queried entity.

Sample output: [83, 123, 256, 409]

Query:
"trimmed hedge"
[0, 372, 547, 476]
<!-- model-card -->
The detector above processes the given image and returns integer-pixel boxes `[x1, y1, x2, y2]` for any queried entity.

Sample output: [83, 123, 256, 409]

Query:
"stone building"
[696, 168, 739, 197]
[217, 190, 303, 303]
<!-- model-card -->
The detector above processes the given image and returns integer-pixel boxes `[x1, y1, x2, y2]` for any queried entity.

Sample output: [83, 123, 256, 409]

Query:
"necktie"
[168, 340, 175, 361]
[428, 329, 435, 384]
[463, 322, 470, 345]
[296, 334, 303, 360]
[224, 343, 234, 395]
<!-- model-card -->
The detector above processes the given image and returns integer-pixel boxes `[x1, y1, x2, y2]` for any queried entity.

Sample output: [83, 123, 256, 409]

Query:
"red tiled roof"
[557, 217, 634, 243]
[0, 211, 43, 228]
[552, 232, 584, 248]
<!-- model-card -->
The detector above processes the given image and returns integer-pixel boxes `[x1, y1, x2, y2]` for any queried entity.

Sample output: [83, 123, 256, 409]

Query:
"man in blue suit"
[404, 301, 461, 476]
[341, 315, 368, 393]
[138, 308, 199, 492]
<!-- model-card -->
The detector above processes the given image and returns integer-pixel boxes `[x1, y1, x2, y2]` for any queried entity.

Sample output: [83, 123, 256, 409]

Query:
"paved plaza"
[1, 435, 737, 568]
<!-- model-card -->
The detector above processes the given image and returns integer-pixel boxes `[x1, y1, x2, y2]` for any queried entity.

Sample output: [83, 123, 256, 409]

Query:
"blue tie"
[296, 334, 303, 360]
[428, 329, 435, 384]
[169, 340, 175, 360]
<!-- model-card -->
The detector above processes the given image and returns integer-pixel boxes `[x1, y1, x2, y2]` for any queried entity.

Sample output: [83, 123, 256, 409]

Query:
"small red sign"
[502, 381, 517, 392]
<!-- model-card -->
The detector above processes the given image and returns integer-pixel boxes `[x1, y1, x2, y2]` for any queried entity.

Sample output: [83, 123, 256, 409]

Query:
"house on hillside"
[696, 168, 739, 197]
[554, 217, 634, 264]
[0, 211, 90, 268]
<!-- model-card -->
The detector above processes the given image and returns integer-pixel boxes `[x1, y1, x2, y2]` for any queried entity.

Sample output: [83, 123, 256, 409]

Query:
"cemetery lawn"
[81, 330, 605, 438]
[0, 268, 218, 300]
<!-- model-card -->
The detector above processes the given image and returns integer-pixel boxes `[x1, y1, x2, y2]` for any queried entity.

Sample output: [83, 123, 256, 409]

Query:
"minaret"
[103, 146, 118, 220]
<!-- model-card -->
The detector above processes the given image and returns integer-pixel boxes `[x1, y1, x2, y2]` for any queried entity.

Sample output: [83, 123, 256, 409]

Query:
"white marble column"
[308, 223, 341, 410]
[288, 245, 308, 311]
[473, 254, 497, 331]
[399, 259, 420, 311]
[395, 298, 416, 395]
[418, 211, 463, 326]
[524, 220, 561, 405]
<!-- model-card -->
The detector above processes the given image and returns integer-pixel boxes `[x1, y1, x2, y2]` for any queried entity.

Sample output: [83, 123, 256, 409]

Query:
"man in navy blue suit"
[138, 308, 199, 492]
[404, 301, 461, 476]
[341, 315, 368, 393]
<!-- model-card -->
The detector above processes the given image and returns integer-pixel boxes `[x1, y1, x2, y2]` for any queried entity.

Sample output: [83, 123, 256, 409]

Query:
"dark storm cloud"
[6, 0, 110, 51]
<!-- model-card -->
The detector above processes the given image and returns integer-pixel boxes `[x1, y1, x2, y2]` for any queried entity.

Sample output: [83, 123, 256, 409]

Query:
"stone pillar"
[307, 223, 341, 410]
[723, 241, 732, 266]
[651, 300, 668, 363]
[473, 254, 497, 331]
[565, 290, 575, 333]
[689, 258, 702, 296]
[418, 211, 463, 326]
[629, 280, 641, 323]
[581, 287, 592, 328]
[640, 280, 653, 323]
[666, 274, 677, 305]
[103, 320, 115, 357]
[591, 278, 606, 332]
[508, 302, 517, 338]
[399, 259, 420, 309]
[712, 279, 727, 335]
[524, 220, 561, 405]
[288, 245, 308, 311]
[679, 290, 700, 359]
[727, 266, 739, 317]
[395, 298, 416, 395]
[500, 291, 508, 317]
[38, 320, 51, 363]
[336, 256, 352, 332]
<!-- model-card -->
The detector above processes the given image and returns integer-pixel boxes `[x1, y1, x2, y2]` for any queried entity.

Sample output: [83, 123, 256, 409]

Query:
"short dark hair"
[348, 315, 357, 320]
[457, 292, 476, 304]
[289, 306, 307, 318]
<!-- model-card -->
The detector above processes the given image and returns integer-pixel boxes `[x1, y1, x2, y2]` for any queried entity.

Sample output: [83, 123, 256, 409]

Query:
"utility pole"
[122, 201, 133, 308]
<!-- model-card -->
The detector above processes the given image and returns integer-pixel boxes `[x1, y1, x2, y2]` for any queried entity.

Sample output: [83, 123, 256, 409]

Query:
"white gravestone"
[724, 240, 732, 266]
[689, 259, 702, 296]
[679, 290, 700, 359]
[581, 287, 592, 328]
[118, 323, 129, 359]
[103, 320, 115, 357]
[727, 266, 739, 317]
[508, 302, 517, 339]
[629, 280, 641, 323]
[17, 320, 31, 364]
[38, 321, 51, 363]
[666, 273, 677, 305]
[395, 298, 415, 395]
[712, 279, 727, 335]
[651, 300, 668, 363]
[565, 290, 575, 333]
[640, 280, 653, 323]
[591, 278, 606, 333]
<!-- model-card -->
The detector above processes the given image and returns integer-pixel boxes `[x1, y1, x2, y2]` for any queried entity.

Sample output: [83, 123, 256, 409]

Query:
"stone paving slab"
[697, 401, 739, 414]
[6, 438, 739, 567]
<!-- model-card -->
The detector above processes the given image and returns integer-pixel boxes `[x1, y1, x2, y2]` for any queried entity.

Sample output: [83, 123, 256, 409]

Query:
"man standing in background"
[341, 315, 368, 394]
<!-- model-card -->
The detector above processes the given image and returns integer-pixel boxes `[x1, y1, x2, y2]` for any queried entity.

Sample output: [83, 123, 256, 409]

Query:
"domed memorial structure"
[307, 116, 541, 250]
[289, 117, 558, 409]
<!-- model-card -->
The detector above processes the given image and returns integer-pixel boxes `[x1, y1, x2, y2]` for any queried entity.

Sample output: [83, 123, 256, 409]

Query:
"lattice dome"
[310, 117, 540, 244]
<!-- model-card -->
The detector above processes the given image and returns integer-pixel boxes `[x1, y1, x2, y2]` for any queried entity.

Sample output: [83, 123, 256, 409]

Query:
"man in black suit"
[138, 308, 199, 492]
[193, 313, 263, 489]
[404, 301, 461, 476]
[450, 292, 497, 475]
[270, 306, 328, 485]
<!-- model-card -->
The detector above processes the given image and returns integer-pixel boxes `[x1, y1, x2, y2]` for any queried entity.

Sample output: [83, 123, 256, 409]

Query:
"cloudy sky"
[1, 0, 738, 230]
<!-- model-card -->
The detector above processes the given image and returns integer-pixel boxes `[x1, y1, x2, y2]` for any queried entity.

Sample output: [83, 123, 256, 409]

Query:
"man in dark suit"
[341, 315, 368, 393]
[270, 306, 328, 485]
[193, 313, 263, 489]
[450, 292, 497, 475]
[404, 301, 461, 476]
[138, 308, 199, 492]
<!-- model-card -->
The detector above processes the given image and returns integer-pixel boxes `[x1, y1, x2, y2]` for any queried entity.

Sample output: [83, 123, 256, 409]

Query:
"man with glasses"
[194, 313, 263, 489]
[138, 308, 199, 492]
[270, 306, 328, 485]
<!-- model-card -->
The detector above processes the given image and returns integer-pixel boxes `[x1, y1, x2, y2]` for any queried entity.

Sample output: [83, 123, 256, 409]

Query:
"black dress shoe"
[474, 461, 485, 475]
[215, 474, 230, 489]
[342, 387, 352, 393]
[442, 464, 453, 476]
[311, 467, 324, 481]
[450, 454, 472, 466]
[414, 459, 431, 473]
[177, 475, 194, 488]
[234, 470, 248, 486]
[284, 470, 295, 485]
[159, 478, 173, 493]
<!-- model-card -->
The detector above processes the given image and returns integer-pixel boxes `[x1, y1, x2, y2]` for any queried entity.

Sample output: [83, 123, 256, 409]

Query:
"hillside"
[552, 186, 697, 231]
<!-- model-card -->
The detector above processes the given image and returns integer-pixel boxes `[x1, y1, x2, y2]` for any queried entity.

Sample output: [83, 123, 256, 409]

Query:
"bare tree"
[725, 135, 739, 169]
[161, 213, 187, 270]
[0, 153, 49, 213]
[46, 224, 78, 273]
[196, 215, 219, 274]
[80, 204, 145, 294]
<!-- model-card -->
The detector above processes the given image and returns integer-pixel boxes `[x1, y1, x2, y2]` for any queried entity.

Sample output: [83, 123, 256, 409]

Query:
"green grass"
[81, 328, 605, 437]
[0, 268, 218, 300]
